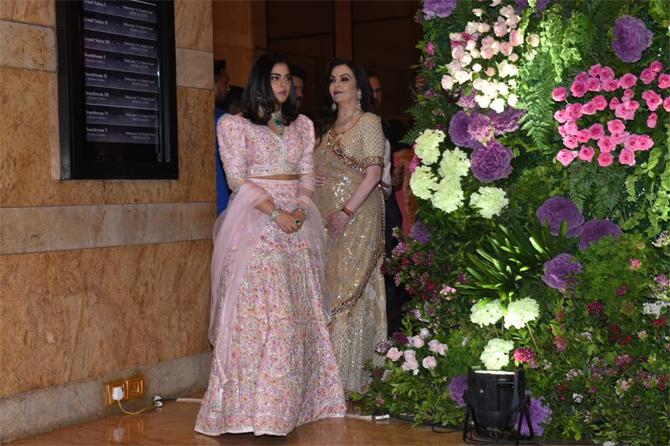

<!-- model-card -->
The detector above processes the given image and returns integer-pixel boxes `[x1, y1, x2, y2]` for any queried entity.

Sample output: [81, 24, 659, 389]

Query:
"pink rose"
[563, 135, 579, 149]
[619, 149, 636, 166]
[630, 258, 642, 270]
[587, 77, 601, 92]
[428, 339, 448, 356]
[566, 103, 583, 120]
[637, 135, 654, 151]
[624, 135, 639, 151]
[650, 61, 663, 72]
[554, 109, 569, 123]
[659, 74, 670, 89]
[427, 42, 435, 56]
[664, 97, 670, 112]
[640, 68, 656, 85]
[615, 102, 638, 121]
[402, 358, 419, 373]
[577, 129, 591, 143]
[403, 349, 416, 361]
[422, 356, 438, 369]
[582, 102, 597, 115]
[599, 66, 615, 80]
[607, 119, 626, 134]
[611, 132, 627, 145]
[592, 95, 608, 111]
[575, 72, 589, 83]
[619, 73, 637, 89]
[597, 136, 615, 153]
[589, 123, 605, 140]
[647, 113, 658, 129]
[552, 86, 567, 101]
[642, 90, 663, 111]
[578, 145, 595, 162]
[623, 89, 635, 99]
[565, 121, 579, 135]
[558, 124, 569, 138]
[557, 149, 578, 166]
[588, 64, 602, 77]
[411, 335, 425, 348]
[609, 97, 620, 110]
[419, 328, 431, 339]
[571, 81, 588, 98]
[500, 42, 514, 56]
[598, 152, 613, 167]
[386, 347, 403, 361]
[602, 79, 620, 92]
[509, 29, 523, 46]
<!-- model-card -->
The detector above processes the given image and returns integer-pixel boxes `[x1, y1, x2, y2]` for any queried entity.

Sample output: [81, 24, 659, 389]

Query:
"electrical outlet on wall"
[104, 375, 145, 406]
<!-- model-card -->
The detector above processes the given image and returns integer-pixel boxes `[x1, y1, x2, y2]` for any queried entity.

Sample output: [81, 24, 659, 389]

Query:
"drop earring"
[356, 91, 362, 110]
[331, 102, 337, 111]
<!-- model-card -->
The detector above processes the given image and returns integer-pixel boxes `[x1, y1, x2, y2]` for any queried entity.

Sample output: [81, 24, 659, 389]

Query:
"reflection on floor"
[8, 399, 468, 446]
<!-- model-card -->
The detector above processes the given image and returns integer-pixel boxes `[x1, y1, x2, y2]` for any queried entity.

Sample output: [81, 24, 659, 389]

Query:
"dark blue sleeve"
[215, 110, 230, 215]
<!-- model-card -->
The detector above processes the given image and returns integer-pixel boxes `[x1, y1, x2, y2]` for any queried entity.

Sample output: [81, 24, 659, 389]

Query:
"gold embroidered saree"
[314, 112, 387, 393]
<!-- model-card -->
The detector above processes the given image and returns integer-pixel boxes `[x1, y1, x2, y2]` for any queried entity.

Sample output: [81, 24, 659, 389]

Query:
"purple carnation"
[579, 219, 622, 250]
[467, 113, 495, 146]
[489, 107, 525, 135]
[410, 221, 431, 244]
[470, 141, 513, 183]
[448, 375, 468, 407]
[423, 0, 457, 19]
[457, 92, 477, 110]
[612, 16, 653, 63]
[448, 111, 481, 149]
[543, 253, 582, 291]
[392, 331, 409, 345]
[536, 196, 584, 237]
[517, 396, 552, 436]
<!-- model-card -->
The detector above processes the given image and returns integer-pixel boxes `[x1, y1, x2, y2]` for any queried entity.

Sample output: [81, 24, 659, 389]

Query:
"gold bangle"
[341, 206, 354, 217]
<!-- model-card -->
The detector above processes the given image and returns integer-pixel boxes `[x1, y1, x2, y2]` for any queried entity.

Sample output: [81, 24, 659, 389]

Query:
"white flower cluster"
[410, 143, 472, 214]
[480, 338, 514, 370]
[642, 300, 670, 318]
[503, 297, 540, 329]
[470, 299, 504, 326]
[469, 186, 509, 219]
[414, 129, 446, 165]
[440, 3, 540, 112]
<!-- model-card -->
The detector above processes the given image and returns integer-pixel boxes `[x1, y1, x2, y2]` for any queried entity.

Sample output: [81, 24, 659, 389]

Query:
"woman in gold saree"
[314, 59, 387, 393]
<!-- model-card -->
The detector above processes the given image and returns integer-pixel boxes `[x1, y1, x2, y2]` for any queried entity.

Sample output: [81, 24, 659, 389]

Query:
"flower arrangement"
[552, 60, 668, 169]
[356, 1, 670, 445]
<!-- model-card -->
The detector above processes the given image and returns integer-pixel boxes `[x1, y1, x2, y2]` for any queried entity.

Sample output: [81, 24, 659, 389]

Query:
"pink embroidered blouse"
[216, 114, 316, 192]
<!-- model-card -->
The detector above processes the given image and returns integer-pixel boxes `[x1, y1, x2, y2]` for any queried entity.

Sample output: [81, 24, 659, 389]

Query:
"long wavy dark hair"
[242, 52, 299, 126]
[315, 58, 376, 138]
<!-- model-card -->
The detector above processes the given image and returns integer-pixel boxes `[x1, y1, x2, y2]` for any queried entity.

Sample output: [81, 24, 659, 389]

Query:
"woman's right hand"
[275, 211, 299, 233]
[315, 174, 326, 188]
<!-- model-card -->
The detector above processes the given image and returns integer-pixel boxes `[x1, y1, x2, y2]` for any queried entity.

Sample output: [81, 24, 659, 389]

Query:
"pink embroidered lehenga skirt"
[195, 179, 346, 437]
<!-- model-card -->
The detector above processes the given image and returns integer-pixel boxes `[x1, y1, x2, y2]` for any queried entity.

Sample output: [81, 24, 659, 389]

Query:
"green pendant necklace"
[271, 111, 284, 135]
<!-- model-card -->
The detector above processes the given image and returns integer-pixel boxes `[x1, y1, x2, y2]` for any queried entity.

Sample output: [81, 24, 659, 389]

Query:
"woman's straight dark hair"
[242, 52, 300, 126]
[315, 58, 376, 138]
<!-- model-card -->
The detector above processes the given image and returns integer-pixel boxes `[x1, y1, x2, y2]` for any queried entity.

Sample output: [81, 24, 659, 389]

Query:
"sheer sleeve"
[217, 115, 248, 192]
[297, 115, 315, 175]
[359, 113, 385, 168]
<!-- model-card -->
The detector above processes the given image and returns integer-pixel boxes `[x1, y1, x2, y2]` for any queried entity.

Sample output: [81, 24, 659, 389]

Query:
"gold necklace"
[333, 109, 361, 134]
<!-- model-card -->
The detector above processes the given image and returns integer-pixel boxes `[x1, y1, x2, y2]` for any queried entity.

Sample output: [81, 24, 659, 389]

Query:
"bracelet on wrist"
[341, 206, 354, 217]
[269, 208, 280, 222]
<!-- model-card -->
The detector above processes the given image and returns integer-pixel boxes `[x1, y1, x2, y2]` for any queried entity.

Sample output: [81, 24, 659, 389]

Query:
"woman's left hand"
[326, 211, 349, 240]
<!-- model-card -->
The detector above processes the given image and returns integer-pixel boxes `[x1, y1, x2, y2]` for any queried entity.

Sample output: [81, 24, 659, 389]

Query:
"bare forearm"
[255, 198, 276, 214]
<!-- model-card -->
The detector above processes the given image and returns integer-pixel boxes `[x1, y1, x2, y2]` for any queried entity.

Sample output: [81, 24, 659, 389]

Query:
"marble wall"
[0, 0, 215, 399]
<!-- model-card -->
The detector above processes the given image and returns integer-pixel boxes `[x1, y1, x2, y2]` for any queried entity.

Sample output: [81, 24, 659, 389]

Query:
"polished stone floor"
[8, 399, 469, 446]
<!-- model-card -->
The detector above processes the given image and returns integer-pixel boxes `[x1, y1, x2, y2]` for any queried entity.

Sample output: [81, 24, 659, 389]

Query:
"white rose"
[490, 98, 506, 113]
[461, 54, 473, 67]
[507, 94, 519, 107]
[475, 94, 492, 108]
[441, 75, 455, 91]
[454, 70, 472, 84]
[509, 53, 519, 62]
[465, 21, 478, 34]
[527, 33, 540, 47]
[481, 81, 498, 97]
[466, 39, 477, 51]
[497, 83, 509, 95]
[472, 63, 483, 73]
[470, 48, 481, 59]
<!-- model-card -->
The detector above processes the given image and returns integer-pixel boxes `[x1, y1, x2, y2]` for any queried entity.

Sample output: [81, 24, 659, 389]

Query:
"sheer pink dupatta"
[208, 182, 269, 384]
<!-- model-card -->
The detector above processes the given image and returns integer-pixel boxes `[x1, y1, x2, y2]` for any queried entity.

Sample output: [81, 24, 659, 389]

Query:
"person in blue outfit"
[214, 60, 231, 215]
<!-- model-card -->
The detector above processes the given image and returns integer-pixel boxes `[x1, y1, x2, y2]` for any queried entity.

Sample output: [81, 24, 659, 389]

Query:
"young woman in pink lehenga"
[195, 53, 346, 437]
